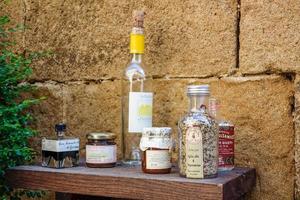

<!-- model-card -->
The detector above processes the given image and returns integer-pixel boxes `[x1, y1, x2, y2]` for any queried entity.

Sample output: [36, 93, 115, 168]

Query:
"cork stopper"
[133, 10, 145, 28]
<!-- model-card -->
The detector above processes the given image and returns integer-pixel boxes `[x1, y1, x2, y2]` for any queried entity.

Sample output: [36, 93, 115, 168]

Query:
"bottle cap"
[187, 85, 210, 95]
[130, 10, 145, 54]
[133, 10, 145, 28]
[55, 123, 66, 132]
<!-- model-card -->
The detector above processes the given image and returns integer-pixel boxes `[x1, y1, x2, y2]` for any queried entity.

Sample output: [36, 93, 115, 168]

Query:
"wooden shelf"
[6, 165, 255, 200]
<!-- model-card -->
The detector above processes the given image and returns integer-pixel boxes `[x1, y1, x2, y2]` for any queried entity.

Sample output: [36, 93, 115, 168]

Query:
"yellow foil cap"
[130, 33, 145, 54]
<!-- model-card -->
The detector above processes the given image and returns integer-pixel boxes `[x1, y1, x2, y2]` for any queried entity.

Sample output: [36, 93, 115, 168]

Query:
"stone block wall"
[5, 0, 300, 199]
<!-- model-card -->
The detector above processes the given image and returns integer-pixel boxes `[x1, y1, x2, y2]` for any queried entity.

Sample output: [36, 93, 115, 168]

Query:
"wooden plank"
[222, 168, 256, 200]
[6, 166, 255, 200]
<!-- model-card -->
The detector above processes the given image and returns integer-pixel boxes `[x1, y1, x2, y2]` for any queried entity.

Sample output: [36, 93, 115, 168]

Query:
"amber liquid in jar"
[86, 138, 117, 168]
[142, 147, 172, 174]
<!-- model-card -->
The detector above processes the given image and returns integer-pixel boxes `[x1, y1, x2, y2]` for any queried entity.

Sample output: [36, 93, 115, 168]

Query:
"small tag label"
[128, 92, 153, 133]
[219, 126, 234, 169]
[42, 138, 80, 152]
[186, 126, 204, 178]
[86, 145, 117, 164]
[146, 150, 171, 169]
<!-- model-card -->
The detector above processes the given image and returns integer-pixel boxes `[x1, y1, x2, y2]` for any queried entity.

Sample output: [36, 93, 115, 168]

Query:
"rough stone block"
[24, 0, 237, 81]
[240, 0, 300, 74]
[2, 0, 25, 51]
[28, 82, 65, 158]
[294, 75, 300, 198]
[153, 75, 294, 200]
[28, 80, 122, 161]
[63, 80, 122, 158]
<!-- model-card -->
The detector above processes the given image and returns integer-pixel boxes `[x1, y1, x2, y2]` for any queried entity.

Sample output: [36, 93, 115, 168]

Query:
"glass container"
[42, 123, 79, 168]
[121, 11, 153, 166]
[178, 85, 218, 178]
[209, 98, 235, 171]
[86, 132, 117, 168]
[140, 127, 172, 174]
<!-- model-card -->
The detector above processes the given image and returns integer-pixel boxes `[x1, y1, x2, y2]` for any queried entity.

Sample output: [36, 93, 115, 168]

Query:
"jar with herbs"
[86, 132, 117, 168]
[140, 127, 173, 174]
[178, 85, 218, 179]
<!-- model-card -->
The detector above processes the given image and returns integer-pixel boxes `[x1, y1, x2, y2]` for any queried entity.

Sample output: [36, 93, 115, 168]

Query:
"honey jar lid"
[86, 132, 116, 140]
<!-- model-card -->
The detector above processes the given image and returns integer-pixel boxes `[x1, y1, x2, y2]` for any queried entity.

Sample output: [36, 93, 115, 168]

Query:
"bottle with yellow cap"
[121, 10, 153, 166]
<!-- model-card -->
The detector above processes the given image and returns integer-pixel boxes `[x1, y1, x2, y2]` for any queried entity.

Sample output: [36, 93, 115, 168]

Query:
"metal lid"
[187, 85, 210, 95]
[86, 132, 116, 140]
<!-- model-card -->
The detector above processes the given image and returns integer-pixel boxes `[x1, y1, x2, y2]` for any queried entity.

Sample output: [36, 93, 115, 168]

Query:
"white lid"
[140, 127, 173, 151]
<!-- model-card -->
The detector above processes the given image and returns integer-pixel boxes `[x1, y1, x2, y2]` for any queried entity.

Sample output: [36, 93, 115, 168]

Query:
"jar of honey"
[140, 127, 173, 174]
[86, 132, 117, 168]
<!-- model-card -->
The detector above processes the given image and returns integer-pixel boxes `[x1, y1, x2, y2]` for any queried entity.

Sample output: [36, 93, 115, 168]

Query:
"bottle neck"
[131, 53, 142, 64]
[188, 95, 209, 113]
[56, 131, 65, 138]
[208, 98, 220, 120]
[130, 27, 145, 54]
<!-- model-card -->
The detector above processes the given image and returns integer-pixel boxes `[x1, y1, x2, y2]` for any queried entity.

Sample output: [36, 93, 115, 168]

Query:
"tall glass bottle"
[209, 98, 235, 171]
[121, 11, 153, 166]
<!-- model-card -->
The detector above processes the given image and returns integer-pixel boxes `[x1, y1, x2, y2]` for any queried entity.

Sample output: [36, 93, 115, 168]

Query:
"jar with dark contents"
[86, 132, 117, 168]
[140, 127, 173, 174]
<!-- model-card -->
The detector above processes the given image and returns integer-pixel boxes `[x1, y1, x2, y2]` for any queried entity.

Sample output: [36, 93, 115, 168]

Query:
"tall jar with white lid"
[178, 85, 218, 178]
[140, 127, 173, 174]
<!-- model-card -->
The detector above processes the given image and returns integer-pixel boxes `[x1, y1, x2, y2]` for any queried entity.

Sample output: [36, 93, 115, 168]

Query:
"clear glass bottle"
[209, 98, 235, 171]
[178, 85, 218, 178]
[121, 11, 153, 166]
[42, 123, 80, 168]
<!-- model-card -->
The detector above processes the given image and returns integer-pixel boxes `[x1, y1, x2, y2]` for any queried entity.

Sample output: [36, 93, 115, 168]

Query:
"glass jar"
[178, 85, 218, 178]
[86, 132, 117, 168]
[140, 127, 173, 174]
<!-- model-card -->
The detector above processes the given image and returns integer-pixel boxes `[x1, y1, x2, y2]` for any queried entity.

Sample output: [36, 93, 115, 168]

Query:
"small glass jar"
[86, 132, 117, 168]
[140, 127, 173, 174]
[178, 85, 218, 179]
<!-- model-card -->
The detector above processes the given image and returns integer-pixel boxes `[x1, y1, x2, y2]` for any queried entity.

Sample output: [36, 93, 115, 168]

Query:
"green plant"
[0, 10, 45, 200]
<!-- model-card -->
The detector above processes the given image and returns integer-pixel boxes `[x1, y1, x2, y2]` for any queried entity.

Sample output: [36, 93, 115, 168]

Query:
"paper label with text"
[86, 145, 116, 164]
[146, 150, 171, 169]
[185, 126, 204, 178]
[128, 92, 153, 133]
[42, 138, 79, 152]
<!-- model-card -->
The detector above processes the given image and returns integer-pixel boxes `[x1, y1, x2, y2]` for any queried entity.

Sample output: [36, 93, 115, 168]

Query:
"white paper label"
[146, 150, 171, 169]
[186, 126, 204, 178]
[42, 138, 79, 152]
[128, 92, 153, 133]
[86, 145, 117, 164]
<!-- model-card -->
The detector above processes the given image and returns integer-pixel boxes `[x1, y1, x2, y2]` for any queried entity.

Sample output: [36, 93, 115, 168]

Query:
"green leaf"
[0, 3, 47, 199]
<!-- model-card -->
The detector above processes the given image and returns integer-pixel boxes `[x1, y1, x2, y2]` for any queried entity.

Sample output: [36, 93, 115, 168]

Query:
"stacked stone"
[5, 0, 300, 199]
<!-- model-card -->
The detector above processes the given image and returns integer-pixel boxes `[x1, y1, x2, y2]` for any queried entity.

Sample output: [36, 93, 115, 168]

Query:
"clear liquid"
[121, 56, 152, 166]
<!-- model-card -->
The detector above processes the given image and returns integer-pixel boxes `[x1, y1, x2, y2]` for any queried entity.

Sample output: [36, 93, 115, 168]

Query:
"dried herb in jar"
[178, 85, 218, 178]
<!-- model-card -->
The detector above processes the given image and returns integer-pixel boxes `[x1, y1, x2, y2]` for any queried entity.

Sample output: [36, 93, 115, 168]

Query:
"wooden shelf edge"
[5, 166, 255, 200]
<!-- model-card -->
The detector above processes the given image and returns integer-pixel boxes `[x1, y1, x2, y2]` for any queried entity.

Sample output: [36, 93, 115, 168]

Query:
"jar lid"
[187, 85, 210, 95]
[86, 132, 116, 140]
[142, 127, 172, 138]
[140, 127, 173, 151]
